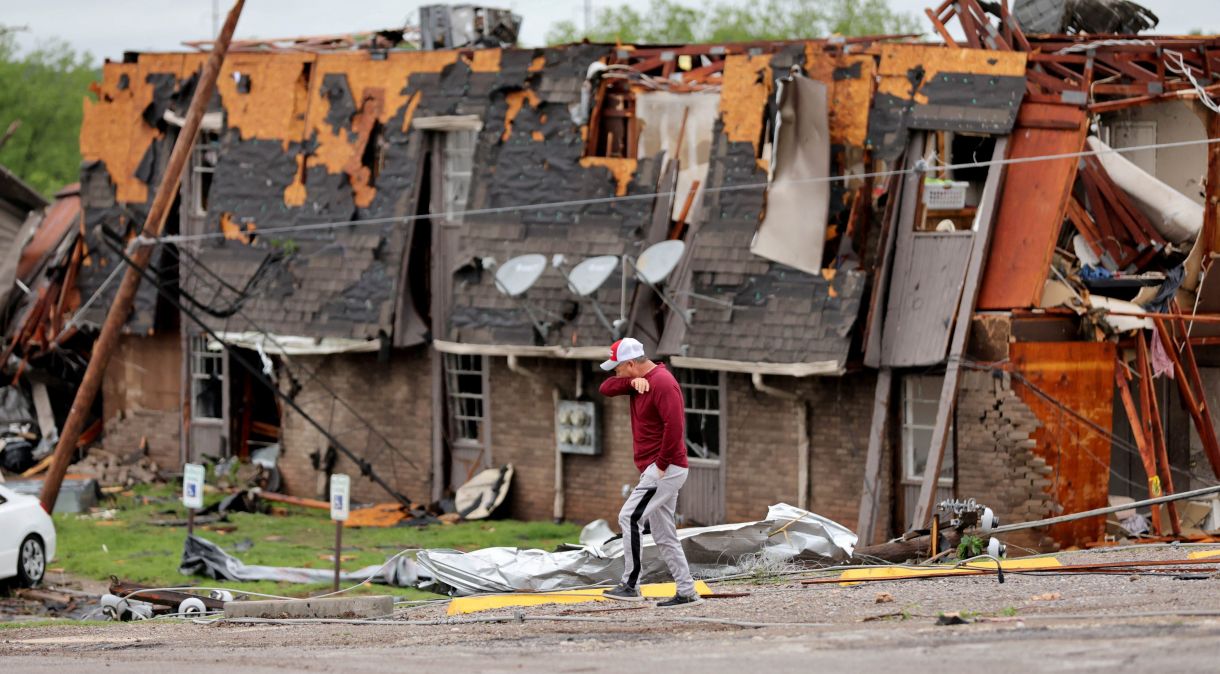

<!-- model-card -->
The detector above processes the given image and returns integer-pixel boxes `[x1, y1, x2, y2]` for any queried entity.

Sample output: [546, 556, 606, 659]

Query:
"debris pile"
[65, 448, 163, 488]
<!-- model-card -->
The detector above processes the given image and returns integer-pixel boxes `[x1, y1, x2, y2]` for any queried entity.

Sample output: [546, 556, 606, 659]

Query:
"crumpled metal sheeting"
[180, 534, 422, 588]
[415, 547, 621, 596]
[417, 504, 857, 596]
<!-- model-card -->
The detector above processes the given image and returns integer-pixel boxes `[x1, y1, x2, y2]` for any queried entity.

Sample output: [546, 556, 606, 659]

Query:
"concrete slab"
[224, 595, 394, 619]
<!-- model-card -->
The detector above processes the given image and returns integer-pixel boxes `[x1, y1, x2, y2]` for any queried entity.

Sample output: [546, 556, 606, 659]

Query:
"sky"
[4, 0, 1219, 64]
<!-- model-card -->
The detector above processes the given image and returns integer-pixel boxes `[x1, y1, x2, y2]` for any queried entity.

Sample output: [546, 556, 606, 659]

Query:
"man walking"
[598, 337, 703, 607]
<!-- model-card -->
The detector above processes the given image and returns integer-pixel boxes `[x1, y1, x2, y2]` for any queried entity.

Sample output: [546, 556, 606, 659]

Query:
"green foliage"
[51, 485, 582, 599]
[957, 534, 984, 559]
[546, 0, 921, 45]
[0, 28, 99, 198]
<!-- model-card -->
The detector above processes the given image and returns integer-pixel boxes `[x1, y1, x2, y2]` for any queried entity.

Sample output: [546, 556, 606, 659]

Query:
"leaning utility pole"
[38, 0, 246, 513]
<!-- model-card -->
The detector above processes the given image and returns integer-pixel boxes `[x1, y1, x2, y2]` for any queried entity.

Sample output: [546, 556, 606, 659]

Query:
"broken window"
[585, 79, 638, 159]
[191, 130, 221, 217]
[441, 130, 476, 221]
[918, 132, 995, 232]
[675, 368, 722, 460]
[190, 334, 225, 420]
[901, 374, 953, 485]
[444, 353, 487, 445]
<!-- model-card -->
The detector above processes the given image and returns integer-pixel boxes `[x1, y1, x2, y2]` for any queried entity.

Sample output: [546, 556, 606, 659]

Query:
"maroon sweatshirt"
[599, 363, 688, 473]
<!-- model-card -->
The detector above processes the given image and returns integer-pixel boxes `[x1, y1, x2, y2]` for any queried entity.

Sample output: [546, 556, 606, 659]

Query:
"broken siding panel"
[1010, 341, 1116, 548]
[718, 54, 773, 151]
[868, 44, 1026, 160]
[80, 61, 160, 205]
[216, 53, 315, 144]
[803, 52, 876, 148]
[977, 102, 1087, 309]
[881, 232, 974, 367]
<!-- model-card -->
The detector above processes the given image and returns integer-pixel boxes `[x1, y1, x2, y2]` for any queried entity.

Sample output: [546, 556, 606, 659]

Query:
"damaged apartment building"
[4, 1, 1220, 550]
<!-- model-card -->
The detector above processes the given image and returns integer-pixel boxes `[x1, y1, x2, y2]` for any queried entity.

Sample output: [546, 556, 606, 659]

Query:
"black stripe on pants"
[627, 487, 656, 587]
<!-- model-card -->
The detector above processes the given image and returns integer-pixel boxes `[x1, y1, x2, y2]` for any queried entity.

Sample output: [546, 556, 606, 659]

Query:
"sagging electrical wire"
[156, 135, 1220, 245]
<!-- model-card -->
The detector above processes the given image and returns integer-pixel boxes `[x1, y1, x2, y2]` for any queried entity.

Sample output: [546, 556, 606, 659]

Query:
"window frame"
[901, 374, 954, 486]
[441, 129, 477, 222]
[444, 353, 488, 448]
[190, 129, 222, 217]
[189, 334, 225, 422]
[674, 367, 724, 462]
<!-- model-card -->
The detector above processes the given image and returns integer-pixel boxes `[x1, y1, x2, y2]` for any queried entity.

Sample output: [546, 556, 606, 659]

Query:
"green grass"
[49, 485, 581, 599]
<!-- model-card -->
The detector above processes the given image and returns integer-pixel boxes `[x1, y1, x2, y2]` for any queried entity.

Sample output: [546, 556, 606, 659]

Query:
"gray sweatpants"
[618, 463, 696, 597]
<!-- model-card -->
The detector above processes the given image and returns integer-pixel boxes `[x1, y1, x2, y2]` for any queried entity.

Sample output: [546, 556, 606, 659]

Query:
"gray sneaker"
[656, 593, 704, 608]
[602, 583, 644, 602]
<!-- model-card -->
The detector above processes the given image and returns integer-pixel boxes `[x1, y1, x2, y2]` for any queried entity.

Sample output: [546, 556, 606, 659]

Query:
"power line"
[96, 233, 415, 506]
[165, 243, 420, 473]
[158, 135, 1220, 244]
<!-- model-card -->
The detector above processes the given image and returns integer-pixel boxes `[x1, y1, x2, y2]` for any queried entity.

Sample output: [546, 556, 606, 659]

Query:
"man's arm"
[653, 383, 686, 471]
[599, 376, 634, 397]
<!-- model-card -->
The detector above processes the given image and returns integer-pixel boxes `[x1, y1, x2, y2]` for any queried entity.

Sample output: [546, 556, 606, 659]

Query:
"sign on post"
[330, 473, 350, 522]
[182, 463, 205, 510]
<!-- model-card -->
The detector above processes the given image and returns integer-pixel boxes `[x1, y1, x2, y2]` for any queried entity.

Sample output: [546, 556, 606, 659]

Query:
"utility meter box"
[556, 400, 600, 455]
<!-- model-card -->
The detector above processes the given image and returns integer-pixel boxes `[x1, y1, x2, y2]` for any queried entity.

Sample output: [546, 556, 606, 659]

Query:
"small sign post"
[182, 463, 205, 536]
[329, 473, 350, 592]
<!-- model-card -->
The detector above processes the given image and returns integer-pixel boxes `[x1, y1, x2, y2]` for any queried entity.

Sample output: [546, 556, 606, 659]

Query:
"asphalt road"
[3, 617, 1220, 673]
[5, 544, 1220, 672]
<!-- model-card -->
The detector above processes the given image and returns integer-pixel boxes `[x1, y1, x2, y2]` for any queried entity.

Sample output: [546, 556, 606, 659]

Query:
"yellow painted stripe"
[447, 580, 713, 615]
[837, 557, 1062, 586]
[1187, 549, 1220, 559]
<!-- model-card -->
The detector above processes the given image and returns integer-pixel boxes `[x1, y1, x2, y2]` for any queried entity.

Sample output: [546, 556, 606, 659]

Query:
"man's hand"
[631, 377, 650, 394]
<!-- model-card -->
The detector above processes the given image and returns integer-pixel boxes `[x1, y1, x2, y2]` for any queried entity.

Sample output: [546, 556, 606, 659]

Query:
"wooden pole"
[38, 0, 246, 513]
[333, 520, 343, 592]
[1137, 333, 1181, 534]
[855, 368, 892, 544]
[912, 136, 1010, 529]
[1203, 106, 1220, 257]
[1114, 361, 1162, 534]
[1151, 314, 1220, 479]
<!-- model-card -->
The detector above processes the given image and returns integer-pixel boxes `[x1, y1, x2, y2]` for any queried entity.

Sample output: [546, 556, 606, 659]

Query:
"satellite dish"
[566, 255, 619, 297]
[634, 240, 686, 285]
[494, 254, 547, 297]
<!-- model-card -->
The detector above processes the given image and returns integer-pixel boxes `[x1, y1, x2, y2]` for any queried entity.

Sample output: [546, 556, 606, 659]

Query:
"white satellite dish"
[554, 255, 621, 338]
[494, 254, 547, 297]
[634, 240, 686, 285]
[567, 255, 619, 297]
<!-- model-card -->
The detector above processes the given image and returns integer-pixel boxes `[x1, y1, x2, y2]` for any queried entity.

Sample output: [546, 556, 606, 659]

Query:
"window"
[191, 130, 221, 216]
[190, 335, 224, 420]
[918, 132, 995, 232]
[441, 130, 476, 221]
[1105, 120, 1157, 175]
[444, 353, 486, 445]
[675, 368, 722, 460]
[902, 374, 953, 484]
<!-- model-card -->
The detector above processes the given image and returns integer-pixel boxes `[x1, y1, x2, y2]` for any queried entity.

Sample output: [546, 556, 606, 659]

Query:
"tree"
[546, 0, 922, 45]
[0, 29, 99, 198]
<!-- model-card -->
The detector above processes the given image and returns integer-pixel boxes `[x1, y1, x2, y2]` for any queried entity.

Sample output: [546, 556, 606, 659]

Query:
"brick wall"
[488, 363, 887, 531]
[485, 357, 640, 524]
[805, 374, 888, 534]
[722, 373, 886, 531]
[102, 332, 182, 469]
[485, 356, 564, 522]
[277, 347, 433, 504]
[956, 369, 1058, 552]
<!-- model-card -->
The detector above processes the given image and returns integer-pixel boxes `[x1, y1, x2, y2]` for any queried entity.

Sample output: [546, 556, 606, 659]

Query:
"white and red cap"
[600, 337, 645, 371]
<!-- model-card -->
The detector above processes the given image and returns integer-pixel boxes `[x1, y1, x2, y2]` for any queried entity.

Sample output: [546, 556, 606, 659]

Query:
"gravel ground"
[4, 544, 1220, 673]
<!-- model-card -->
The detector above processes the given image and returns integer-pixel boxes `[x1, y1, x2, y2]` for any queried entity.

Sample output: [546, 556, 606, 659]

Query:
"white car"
[0, 484, 56, 587]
